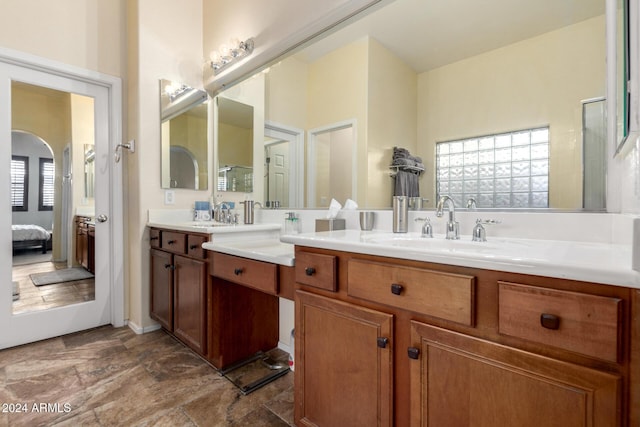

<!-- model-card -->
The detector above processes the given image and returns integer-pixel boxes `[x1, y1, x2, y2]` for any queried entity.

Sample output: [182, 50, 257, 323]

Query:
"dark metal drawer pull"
[408, 347, 420, 359]
[305, 267, 316, 276]
[150, 236, 159, 241]
[377, 337, 389, 348]
[234, 268, 244, 275]
[189, 244, 199, 250]
[167, 240, 176, 244]
[540, 313, 560, 330]
[391, 284, 403, 295]
[164, 264, 175, 270]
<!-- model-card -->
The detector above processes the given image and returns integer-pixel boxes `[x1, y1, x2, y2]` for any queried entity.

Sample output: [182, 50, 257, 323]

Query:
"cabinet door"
[173, 255, 207, 355]
[295, 290, 393, 427]
[150, 249, 173, 331]
[409, 321, 621, 427]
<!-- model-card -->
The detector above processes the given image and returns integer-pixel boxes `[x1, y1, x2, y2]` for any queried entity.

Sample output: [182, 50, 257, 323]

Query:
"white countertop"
[147, 221, 282, 234]
[203, 239, 295, 266]
[280, 230, 640, 289]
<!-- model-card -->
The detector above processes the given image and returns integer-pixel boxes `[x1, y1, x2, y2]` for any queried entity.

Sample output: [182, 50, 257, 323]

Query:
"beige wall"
[127, 0, 204, 330]
[265, 37, 417, 208]
[0, 0, 125, 78]
[367, 38, 417, 208]
[307, 38, 368, 206]
[417, 15, 605, 209]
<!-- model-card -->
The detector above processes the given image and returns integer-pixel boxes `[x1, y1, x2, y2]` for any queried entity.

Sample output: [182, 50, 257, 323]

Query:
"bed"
[12, 224, 51, 254]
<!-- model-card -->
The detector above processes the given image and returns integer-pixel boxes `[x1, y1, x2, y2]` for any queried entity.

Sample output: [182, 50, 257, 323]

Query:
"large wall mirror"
[226, 0, 629, 211]
[160, 79, 209, 190]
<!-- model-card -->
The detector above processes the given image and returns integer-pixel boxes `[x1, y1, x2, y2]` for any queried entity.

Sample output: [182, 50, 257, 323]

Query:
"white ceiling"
[297, 0, 605, 72]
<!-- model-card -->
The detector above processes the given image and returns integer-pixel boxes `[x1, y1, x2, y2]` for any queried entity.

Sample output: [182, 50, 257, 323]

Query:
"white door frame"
[0, 47, 124, 348]
[265, 121, 305, 208]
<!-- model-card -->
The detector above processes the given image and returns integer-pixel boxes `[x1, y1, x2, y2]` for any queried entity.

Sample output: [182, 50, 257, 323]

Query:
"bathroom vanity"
[283, 230, 639, 427]
[148, 217, 296, 371]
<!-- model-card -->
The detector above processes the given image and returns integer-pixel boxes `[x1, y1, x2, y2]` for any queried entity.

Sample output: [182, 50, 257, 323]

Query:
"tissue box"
[315, 218, 345, 232]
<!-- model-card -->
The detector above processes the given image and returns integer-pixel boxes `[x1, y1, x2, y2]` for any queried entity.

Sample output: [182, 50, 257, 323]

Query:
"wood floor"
[12, 257, 95, 314]
[0, 326, 294, 426]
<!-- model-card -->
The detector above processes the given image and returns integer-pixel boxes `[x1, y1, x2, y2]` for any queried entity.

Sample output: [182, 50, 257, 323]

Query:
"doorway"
[307, 121, 357, 208]
[264, 122, 304, 208]
[0, 48, 124, 349]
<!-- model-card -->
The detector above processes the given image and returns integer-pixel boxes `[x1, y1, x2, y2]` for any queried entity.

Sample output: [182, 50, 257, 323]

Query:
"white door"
[265, 141, 290, 207]
[0, 56, 122, 349]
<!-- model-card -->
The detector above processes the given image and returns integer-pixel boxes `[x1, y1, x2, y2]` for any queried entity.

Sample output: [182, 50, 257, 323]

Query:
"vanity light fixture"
[164, 83, 192, 102]
[210, 38, 255, 75]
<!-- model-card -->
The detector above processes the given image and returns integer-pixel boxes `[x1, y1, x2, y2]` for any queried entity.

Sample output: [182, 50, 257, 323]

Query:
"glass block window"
[436, 127, 549, 208]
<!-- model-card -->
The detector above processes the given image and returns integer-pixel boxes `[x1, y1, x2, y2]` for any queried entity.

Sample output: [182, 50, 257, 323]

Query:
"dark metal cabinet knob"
[540, 313, 560, 330]
[234, 268, 243, 275]
[408, 347, 420, 359]
[377, 337, 389, 348]
[305, 267, 316, 276]
[391, 284, 403, 295]
[164, 264, 175, 271]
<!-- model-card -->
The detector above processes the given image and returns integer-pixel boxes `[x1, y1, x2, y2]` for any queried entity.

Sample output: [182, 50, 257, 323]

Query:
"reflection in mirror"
[307, 122, 356, 208]
[616, 0, 630, 150]
[217, 97, 254, 192]
[10, 82, 95, 314]
[160, 79, 208, 190]
[257, 0, 615, 210]
[84, 144, 95, 199]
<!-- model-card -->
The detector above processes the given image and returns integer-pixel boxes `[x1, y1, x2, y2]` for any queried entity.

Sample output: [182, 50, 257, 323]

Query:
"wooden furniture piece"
[75, 216, 95, 273]
[208, 251, 295, 369]
[293, 246, 637, 427]
[12, 224, 51, 254]
[149, 227, 208, 355]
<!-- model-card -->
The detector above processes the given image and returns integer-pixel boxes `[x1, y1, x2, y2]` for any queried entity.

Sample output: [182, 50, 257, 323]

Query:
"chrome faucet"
[436, 195, 459, 240]
[214, 202, 231, 223]
[466, 197, 477, 210]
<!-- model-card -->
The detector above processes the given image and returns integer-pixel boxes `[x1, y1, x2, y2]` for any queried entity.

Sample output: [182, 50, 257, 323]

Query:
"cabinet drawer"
[295, 250, 337, 292]
[187, 234, 208, 259]
[162, 231, 187, 254]
[498, 282, 622, 362]
[149, 228, 161, 248]
[348, 259, 475, 326]
[211, 252, 278, 295]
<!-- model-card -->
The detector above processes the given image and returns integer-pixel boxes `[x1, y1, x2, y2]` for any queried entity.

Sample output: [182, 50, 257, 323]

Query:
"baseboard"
[277, 341, 291, 354]
[127, 320, 162, 335]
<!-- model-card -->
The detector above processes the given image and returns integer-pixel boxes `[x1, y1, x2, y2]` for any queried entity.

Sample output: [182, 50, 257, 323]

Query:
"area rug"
[30, 268, 94, 286]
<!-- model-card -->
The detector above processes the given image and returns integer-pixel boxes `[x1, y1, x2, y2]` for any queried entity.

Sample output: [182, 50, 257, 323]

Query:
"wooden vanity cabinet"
[149, 227, 208, 356]
[75, 216, 95, 273]
[295, 290, 393, 427]
[293, 246, 634, 427]
[208, 251, 288, 370]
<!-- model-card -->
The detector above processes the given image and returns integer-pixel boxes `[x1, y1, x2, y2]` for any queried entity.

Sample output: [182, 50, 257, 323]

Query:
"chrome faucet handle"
[472, 219, 487, 242]
[414, 217, 433, 238]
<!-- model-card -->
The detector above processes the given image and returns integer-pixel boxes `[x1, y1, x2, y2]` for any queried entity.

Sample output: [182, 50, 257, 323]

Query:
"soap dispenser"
[284, 212, 300, 234]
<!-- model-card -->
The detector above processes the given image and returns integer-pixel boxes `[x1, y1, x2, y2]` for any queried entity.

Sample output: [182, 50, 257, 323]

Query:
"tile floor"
[0, 326, 294, 426]
[12, 258, 95, 315]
